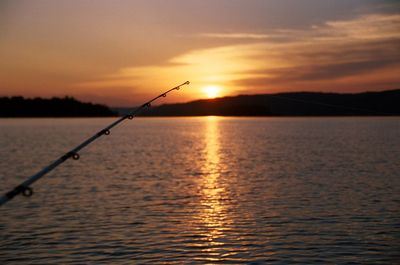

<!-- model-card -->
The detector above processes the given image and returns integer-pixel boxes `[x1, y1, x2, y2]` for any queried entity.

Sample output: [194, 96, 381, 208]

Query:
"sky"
[0, 0, 399, 106]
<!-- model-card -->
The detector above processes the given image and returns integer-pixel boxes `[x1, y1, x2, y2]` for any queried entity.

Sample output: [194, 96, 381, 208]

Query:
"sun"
[203, 85, 221, 99]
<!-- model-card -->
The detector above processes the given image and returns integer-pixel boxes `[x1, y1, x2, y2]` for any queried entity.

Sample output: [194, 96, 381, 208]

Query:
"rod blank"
[0, 81, 190, 206]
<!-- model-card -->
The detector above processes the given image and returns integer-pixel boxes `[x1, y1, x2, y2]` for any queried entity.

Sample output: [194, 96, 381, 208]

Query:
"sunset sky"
[0, 0, 399, 106]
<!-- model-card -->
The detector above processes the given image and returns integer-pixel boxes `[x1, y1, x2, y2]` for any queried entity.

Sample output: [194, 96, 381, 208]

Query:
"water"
[0, 117, 399, 264]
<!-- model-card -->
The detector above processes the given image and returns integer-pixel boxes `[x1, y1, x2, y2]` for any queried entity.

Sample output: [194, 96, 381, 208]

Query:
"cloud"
[197, 33, 272, 40]
[230, 13, 400, 91]
[78, 12, 400, 100]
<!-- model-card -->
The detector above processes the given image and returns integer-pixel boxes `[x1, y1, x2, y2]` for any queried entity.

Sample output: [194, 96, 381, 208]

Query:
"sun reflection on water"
[198, 116, 233, 256]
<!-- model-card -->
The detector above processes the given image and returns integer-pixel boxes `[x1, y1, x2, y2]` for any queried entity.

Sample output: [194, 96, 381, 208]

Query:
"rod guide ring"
[72, 153, 80, 160]
[22, 187, 33, 197]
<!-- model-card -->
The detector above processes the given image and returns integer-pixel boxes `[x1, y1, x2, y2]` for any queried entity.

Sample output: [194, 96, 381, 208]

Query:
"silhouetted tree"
[0, 96, 116, 117]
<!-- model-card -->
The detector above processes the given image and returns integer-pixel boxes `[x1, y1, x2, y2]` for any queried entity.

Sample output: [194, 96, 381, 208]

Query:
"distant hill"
[3, 90, 399, 118]
[0, 96, 116, 117]
[138, 89, 400, 116]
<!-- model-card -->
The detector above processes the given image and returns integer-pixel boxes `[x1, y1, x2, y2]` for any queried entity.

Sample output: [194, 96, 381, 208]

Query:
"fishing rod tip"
[184, 81, 190, 85]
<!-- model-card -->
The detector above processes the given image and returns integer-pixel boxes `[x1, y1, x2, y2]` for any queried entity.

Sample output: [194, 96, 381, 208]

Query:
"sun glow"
[203, 85, 221, 99]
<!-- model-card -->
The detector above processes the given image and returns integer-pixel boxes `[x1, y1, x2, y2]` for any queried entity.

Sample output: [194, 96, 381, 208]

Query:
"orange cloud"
[76, 13, 400, 104]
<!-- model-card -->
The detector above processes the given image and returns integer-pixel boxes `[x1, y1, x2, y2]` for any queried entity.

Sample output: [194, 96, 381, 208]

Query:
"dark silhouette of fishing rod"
[0, 81, 190, 206]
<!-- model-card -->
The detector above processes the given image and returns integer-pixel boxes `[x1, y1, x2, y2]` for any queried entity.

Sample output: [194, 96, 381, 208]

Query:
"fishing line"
[267, 94, 393, 115]
[0, 81, 190, 206]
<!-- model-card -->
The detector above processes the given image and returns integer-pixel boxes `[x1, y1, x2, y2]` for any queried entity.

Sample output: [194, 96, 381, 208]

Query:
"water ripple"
[1, 117, 399, 264]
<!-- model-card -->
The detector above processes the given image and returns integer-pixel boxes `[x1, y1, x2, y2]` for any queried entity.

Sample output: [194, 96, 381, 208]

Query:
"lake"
[0, 117, 399, 264]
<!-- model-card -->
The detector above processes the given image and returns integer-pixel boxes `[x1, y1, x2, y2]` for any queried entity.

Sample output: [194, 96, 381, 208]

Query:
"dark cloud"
[234, 28, 400, 89]
[365, 0, 400, 14]
[295, 60, 399, 81]
[236, 57, 400, 88]
[236, 55, 400, 89]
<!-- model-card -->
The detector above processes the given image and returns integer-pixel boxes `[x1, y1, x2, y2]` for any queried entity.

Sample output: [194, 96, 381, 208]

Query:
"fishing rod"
[0, 81, 190, 206]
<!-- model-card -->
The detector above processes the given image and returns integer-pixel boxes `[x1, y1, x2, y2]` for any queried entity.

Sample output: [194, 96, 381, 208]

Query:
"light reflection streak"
[198, 116, 232, 254]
